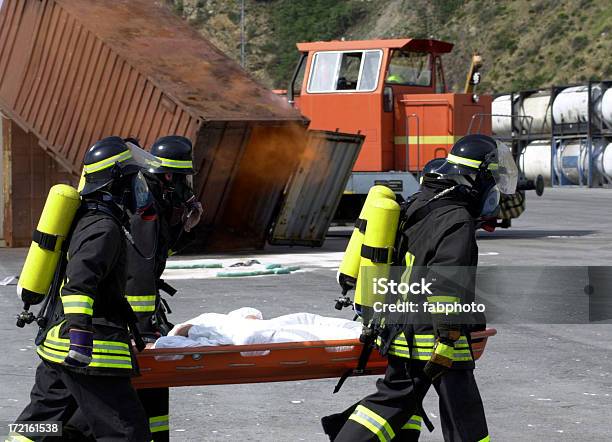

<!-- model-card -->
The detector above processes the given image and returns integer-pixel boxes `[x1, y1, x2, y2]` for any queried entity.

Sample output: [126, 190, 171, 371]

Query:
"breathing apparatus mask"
[155, 172, 197, 227]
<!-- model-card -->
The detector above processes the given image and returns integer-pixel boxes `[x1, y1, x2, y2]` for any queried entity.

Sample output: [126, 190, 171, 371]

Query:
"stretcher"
[132, 329, 497, 389]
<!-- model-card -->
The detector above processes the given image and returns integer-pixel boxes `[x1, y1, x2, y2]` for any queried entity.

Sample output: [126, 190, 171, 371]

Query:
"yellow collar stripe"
[157, 157, 192, 169]
[83, 150, 132, 174]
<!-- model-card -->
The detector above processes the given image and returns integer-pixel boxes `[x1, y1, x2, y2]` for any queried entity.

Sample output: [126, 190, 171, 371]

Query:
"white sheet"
[153, 308, 361, 349]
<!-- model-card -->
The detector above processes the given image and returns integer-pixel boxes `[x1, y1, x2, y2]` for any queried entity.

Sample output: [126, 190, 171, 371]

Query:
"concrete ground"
[1, 187, 611, 441]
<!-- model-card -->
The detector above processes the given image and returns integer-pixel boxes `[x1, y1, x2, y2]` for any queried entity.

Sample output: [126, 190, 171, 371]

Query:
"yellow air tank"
[17, 184, 81, 305]
[355, 197, 400, 320]
[338, 185, 395, 294]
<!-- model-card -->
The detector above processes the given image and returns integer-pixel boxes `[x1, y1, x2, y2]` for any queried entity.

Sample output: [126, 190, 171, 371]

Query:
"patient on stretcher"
[154, 307, 361, 348]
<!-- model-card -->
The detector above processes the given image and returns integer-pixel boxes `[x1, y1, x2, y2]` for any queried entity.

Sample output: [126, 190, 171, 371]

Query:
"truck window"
[307, 50, 382, 93]
[386, 51, 431, 86]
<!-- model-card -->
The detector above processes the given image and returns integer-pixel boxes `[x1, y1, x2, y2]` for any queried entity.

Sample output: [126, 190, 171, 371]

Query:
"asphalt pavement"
[1, 187, 611, 441]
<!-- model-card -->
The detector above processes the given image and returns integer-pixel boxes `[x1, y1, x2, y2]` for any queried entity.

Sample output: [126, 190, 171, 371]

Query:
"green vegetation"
[265, 0, 370, 87]
[169, 0, 612, 93]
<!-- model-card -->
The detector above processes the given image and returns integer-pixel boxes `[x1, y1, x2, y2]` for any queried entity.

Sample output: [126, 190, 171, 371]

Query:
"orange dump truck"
[281, 38, 491, 217]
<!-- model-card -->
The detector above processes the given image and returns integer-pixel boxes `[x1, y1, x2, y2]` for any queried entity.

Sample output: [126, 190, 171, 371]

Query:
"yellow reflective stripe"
[349, 414, 386, 442]
[129, 305, 156, 313]
[413, 335, 435, 347]
[89, 356, 132, 369]
[149, 415, 170, 433]
[394, 135, 459, 145]
[43, 332, 129, 355]
[478, 436, 491, 442]
[157, 156, 192, 169]
[447, 153, 482, 169]
[126, 295, 156, 313]
[62, 294, 94, 315]
[389, 348, 411, 358]
[447, 153, 498, 171]
[453, 348, 473, 361]
[37, 346, 67, 363]
[350, 405, 395, 442]
[38, 345, 132, 369]
[401, 415, 422, 431]
[6, 432, 35, 441]
[410, 348, 433, 360]
[427, 296, 460, 303]
[82, 150, 132, 174]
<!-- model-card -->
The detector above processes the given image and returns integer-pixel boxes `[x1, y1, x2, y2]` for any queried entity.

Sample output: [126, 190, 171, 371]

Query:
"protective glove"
[64, 329, 93, 368]
[423, 338, 454, 381]
[183, 197, 203, 232]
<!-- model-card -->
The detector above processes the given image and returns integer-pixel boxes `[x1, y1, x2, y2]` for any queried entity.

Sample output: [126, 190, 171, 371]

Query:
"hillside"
[166, 0, 612, 93]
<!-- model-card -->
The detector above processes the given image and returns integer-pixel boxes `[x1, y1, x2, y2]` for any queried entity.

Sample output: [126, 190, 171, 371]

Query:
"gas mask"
[480, 185, 500, 217]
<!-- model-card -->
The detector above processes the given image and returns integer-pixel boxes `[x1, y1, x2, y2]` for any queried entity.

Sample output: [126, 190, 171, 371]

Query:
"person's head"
[434, 134, 518, 218]
[78, 136, 160, 216]
[148, 135, 195, 205]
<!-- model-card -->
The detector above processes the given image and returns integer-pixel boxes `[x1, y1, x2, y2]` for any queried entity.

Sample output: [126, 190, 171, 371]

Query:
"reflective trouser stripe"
[478, 435, 491, 442]
[62, 294, 94, 315]
[149, 415, 170, 433]
[126, 295, 156, 312]
[401, 415, 422, 431]
[348, 405, 395, 442]
[6, 433, 34, 441]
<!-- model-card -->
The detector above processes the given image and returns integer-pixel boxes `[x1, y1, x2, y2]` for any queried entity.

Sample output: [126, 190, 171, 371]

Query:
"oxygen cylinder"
[355, 198, 401, 320]
[338, 185, 396, 294]
[17, 184, 81, 305]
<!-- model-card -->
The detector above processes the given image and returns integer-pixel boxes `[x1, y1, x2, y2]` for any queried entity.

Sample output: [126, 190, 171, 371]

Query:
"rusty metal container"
[0, 0, 362, 250]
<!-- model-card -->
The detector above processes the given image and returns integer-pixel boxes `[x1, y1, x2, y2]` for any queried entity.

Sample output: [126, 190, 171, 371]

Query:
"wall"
[2, 119, 76, 247]
[0, 113, 4, 244]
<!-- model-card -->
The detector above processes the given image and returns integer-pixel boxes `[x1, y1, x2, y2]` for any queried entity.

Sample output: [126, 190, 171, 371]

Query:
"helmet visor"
[490, 140, 518, 195]
[123, 141, 162, 173]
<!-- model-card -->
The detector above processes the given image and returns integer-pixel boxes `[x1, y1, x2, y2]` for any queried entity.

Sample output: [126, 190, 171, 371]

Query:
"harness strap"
[334, 329, 377, 394]
[32, 229, 59, 251]
[361, 244, 390, 263]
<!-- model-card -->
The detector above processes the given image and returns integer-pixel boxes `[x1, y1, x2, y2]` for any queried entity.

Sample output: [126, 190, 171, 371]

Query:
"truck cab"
[287, 38, 492, 207]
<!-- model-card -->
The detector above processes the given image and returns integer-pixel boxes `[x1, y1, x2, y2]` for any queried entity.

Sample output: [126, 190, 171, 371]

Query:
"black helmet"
[422, 158, 446, 175]
[436, 134, 518, 195]
[149, 136, 194, 174]
[79, 136, 161, 196]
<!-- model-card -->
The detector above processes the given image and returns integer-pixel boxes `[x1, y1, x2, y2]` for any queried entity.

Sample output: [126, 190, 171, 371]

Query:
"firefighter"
[64, 136, 202, 441]
[127, 135, 201, 441]
[9, 137, 161, 442]
[328, 134, 518, 442]
[124, 135, 201, 336]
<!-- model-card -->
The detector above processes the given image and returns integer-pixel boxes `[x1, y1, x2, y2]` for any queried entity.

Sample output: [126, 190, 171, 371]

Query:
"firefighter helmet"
[79, 136, 160, 196]
[435, 134, 518, 195]
[149, 135, 194, 174]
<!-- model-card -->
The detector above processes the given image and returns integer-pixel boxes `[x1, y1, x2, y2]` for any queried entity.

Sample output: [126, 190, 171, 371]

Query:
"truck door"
[269, 130, 364, 246]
